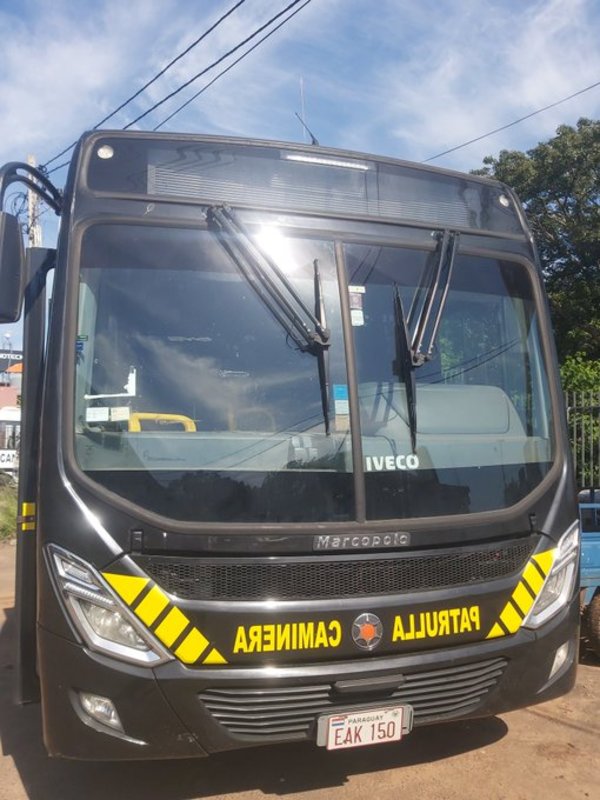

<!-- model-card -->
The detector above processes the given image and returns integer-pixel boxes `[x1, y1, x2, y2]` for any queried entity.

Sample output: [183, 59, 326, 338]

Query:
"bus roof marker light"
[283, 153, 370, 171]
[97, 145, 114, 160]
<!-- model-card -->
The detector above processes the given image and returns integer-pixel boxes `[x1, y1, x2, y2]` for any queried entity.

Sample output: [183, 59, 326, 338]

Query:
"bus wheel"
[584, 592, 600, 658]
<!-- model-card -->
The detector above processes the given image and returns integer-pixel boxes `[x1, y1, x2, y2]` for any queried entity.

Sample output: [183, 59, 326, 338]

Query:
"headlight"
[524, 522, 580, 629]
[47, 545, 173, 666]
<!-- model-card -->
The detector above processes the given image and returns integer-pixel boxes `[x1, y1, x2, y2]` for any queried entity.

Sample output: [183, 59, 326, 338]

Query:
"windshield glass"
[74, 221, 555, 523]
[75, 223, 353, 522]
[344, 242, 554, 519]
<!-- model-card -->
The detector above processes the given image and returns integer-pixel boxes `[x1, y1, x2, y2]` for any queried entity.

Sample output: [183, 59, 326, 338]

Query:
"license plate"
[316, 704, 413, 750]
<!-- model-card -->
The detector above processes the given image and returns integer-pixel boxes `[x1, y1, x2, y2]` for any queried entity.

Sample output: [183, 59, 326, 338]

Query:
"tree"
[560, 353, 600, 393]
[560, 353, 600, 488]
[474, 118, 600, 362]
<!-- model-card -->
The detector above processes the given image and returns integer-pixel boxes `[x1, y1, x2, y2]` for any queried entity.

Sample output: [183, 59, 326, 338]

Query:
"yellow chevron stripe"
[533, 549, 555, 577]
[486, 622, 506, 639]
[103, 572, 149, 606]
[154, 606, 189, 647]
[485, 548, 556, 639]
[203, 647, 228, 665]
[134, 585, 169, 626]
[512, 581, 535, 616]
[500, 603, 523, 634]
[175, 628, 209, 664]
[103, 571, 228, 666]
[522, 561, 545, 595]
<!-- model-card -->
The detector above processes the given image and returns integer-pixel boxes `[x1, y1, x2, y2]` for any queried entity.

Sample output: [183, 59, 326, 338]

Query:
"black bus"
[0, 132, 579, 759]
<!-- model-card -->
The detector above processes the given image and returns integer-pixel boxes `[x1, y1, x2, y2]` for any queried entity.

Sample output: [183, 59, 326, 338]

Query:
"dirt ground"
[0, 540, 598, 800]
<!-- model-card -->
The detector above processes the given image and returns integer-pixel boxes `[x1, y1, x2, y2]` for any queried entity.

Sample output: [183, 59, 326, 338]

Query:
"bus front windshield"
[74, 220, 554, 523]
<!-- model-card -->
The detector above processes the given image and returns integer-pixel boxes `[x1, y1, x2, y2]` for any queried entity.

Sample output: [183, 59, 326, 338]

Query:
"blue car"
[579, 489, 600, 656]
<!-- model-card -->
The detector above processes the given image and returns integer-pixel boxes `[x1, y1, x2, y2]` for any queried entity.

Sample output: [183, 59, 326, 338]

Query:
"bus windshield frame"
[67, 196, 561, 527]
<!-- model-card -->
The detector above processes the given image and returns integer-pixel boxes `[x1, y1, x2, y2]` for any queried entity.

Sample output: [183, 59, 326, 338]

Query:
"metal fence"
[565, 391, 600, 489]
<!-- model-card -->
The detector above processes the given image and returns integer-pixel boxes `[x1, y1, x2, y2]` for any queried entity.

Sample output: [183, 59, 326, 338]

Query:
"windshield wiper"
[408, 230, 459, 366]
[313, 258, 330, 435]
[207, 206, 331, 433]
[392, 230, 459, 452]
[393, 283, 418, 453]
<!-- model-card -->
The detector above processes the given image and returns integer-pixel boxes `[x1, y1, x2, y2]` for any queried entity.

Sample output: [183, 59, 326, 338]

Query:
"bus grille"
[135, 537, 535, 601]
[198, 657, 507, 740]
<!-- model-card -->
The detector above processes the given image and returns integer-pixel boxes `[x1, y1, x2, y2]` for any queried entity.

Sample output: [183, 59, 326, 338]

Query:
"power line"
[46, 159, 71, 177]
[124, 0, 308, 130]
[423, 78, 600, 162]
[41, 0, 249, 170]
[47, 0, 311, 176]
[154, 0, 313, 131]
[44, 0, 309, 178]
[9, 192, 27, 219]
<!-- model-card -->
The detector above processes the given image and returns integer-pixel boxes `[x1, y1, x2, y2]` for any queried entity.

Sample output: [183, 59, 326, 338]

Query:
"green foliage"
[474, 118, 600, 362]
[560, 354, 600, 487]
[560, 353, 600, 392]
[0, 478, 17, 541]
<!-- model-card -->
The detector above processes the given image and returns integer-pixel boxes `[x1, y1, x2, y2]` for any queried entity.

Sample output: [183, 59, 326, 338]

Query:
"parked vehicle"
[579, 489, 600, 656]
[0, 132, 580, 759]
[0, 405, 19, 476]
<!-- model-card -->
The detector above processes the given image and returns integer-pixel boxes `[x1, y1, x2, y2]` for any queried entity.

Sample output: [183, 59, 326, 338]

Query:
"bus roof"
[74, 130, 526, 238]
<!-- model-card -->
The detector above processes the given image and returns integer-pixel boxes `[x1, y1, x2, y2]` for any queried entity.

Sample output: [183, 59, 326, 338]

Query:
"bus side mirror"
[0, 211, 25, 323]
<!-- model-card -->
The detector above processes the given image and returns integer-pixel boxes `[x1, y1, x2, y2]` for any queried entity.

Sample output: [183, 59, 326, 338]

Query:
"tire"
[585, 592, 600, 658]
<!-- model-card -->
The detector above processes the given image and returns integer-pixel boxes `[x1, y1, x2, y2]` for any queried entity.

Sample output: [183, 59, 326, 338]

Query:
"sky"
[0, 0, 600, 347]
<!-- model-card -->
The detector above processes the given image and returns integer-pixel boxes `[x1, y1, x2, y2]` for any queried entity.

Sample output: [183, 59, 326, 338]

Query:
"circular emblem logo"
[352, 613, 383, 651]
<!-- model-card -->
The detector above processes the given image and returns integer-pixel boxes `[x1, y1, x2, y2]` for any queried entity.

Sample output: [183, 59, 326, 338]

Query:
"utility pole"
[26, 154, 42, 247]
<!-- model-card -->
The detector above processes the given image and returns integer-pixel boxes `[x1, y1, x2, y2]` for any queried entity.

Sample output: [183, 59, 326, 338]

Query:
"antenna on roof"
[297, 77, 319, 145]
[295, 112, 319, 146]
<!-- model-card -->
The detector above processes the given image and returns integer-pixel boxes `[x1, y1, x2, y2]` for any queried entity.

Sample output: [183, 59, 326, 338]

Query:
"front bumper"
[38, 594, 578, 760]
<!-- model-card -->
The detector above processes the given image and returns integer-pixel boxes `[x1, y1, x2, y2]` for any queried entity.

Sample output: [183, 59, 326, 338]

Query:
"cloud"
[0, 0, 185, 164]
[1, 0, 599, 350]
[137, 0, 328, 139]
[357, 0, 600, 168]
[1, 0, 599, 178]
